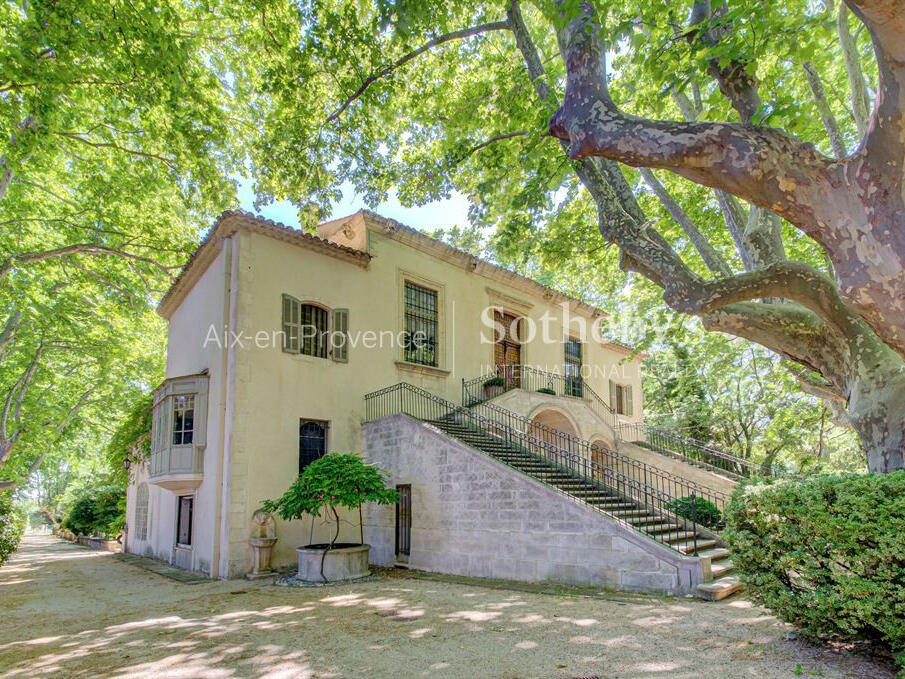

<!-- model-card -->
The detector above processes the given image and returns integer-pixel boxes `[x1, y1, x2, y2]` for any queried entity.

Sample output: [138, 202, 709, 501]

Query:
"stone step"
[589, 501, 639, 511]
[673, 539, 719, 554]
[696, 576, 743, 601]
[625, 514, 669, 525]
[642, 522, 684, 535]
[659, 531, 699, 544]
[695, 547, 731, 561]
[711, 560, 735, 578]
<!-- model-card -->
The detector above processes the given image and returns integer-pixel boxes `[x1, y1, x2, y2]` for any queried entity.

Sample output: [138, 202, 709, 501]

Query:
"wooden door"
[494, 311, 522, 387]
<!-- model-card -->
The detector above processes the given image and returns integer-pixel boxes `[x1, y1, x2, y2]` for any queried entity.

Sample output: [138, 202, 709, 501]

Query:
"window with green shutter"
[331, 308, 349, 362]
[282, 294, 301, 353]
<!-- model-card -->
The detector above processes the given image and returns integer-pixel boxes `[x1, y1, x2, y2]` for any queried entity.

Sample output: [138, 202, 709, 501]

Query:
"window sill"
[394, 360, 451, 378]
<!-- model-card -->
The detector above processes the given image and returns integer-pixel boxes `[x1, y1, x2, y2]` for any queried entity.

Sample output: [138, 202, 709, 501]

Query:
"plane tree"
[236, 0, 904, 472]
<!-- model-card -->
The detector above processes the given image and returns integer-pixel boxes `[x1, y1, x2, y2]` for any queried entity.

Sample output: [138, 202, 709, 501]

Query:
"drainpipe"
[210, 235, 237, 578]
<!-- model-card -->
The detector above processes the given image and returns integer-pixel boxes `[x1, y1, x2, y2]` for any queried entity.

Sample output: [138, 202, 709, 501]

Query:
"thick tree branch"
[549, 1, 835, 239]
[327, 20, 511, 122]
[845, 0, 905, 162]
[804, 61, 848, 158]
[639, 168, 732, 276]
[55, 132, 177, 168]
[0, 345, 43, 466]
[670, 261, 862, 340]
[0, 312, 22, 363]
[836, 3, 870, 137]
[0, 115, 36, 204]
[0, 243, 178, 281]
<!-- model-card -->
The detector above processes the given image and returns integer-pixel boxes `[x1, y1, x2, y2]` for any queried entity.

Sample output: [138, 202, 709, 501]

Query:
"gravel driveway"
[0, 536, 891, 678]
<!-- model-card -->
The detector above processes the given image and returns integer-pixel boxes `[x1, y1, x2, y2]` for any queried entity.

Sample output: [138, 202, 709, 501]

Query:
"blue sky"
[237, 177, 472, 232]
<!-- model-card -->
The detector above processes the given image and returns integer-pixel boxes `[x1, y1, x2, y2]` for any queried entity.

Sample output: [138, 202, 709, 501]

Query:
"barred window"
[299, 419, 328, 472]
[300, 304, 329, 358]
[403, 282, 438, 366]
[172, 395, 194, 445]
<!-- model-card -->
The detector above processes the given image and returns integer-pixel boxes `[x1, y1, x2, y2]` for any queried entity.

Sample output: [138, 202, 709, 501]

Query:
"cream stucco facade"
[124, 210, 645, 578]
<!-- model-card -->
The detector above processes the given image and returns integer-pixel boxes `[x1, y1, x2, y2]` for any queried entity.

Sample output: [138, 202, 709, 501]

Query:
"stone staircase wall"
[363, 414, 706, 595]
[616, 441, 738, 496]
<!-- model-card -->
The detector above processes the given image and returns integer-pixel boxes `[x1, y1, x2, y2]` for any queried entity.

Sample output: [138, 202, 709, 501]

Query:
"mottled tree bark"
[541, 0, 905, 472]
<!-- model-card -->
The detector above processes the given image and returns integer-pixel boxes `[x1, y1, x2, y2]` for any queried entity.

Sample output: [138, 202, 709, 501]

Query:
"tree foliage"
[220, 0, 903, 472]
[0, 491, 26, 565]
[61, 484, 125, 539]
[261, 453, 398, 546]
[0, 0, 261, 490]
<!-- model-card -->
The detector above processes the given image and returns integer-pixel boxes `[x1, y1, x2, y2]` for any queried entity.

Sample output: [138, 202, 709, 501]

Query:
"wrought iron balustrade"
[617, 422, 767, 478]
[365, 382, 729, 554]
[461, 364, 619, 432]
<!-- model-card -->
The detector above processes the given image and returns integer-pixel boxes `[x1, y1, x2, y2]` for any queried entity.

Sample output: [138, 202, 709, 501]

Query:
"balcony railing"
[462, 364, 619, 432]
[365, 382, 729, 553]
[149, 445, 204, 492]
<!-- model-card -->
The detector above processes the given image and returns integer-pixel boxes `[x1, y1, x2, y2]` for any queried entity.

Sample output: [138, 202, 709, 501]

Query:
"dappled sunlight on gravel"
[0, 536, 894, 679]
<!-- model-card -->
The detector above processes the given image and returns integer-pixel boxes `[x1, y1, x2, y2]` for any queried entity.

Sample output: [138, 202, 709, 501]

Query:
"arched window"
[135, 483, 149, 541]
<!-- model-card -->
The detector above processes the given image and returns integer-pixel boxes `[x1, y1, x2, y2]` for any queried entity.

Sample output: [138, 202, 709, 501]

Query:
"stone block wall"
[363, 414, 705, 595]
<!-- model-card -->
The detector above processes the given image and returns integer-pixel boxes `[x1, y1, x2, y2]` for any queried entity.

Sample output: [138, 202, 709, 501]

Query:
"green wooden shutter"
[282, 294, 300, 353]
[331, 308, 349, 362]
[624, 384, 634, 417]
[609, 379, 617, 411]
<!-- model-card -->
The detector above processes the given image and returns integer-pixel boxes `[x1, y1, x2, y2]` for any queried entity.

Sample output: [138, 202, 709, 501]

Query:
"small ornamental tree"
[261, 454, 398, 581]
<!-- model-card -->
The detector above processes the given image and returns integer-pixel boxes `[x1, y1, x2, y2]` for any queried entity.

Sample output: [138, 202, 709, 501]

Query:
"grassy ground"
[0, 535, 892, 678]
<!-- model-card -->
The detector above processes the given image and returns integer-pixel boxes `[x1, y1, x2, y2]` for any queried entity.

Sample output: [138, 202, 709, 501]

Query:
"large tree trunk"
[537, 0, 905, 472]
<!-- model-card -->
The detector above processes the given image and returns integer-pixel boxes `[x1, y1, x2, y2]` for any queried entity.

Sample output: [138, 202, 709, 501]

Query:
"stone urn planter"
[248, 537, 278, 578]
[260, 454, 398, 584]
[296, 543, 371, 583]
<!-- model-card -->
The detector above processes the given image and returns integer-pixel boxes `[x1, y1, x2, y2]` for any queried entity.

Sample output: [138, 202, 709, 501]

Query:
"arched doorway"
[589, 438, 614, 480]
[528, 407, 579, 450]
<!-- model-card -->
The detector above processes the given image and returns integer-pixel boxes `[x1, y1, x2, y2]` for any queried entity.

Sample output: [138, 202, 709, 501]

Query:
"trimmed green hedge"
[666, 495, 722, 528]
[0, 492, 26, 565]
[724, 472, 905, 667]
[62, 485, 125, 539]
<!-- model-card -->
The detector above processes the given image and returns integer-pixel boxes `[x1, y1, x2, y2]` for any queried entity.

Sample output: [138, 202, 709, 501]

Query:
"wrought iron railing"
[365, 382, 729, 554]
[469, 398, 729, 507]
[462, 364, 618, 432]
[617, 422, 760, 478]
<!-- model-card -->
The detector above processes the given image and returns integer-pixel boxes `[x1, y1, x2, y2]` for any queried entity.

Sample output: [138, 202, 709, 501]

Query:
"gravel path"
[0, 536, 891, 678]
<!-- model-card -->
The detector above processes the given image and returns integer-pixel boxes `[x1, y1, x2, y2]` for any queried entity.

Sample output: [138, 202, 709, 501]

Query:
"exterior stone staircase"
[430, 416, 741, 599]
[364, 381, 742, 599]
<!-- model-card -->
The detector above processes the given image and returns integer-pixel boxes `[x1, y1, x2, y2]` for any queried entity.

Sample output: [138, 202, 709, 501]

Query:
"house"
[124, 209, 740, 597]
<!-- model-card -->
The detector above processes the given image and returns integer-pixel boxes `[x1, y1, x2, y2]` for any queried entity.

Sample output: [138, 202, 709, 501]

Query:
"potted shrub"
[262, 453, 398, 583]
[483, 376, 507, 399]
[536, 387, 556, 395]
[666, 495, 722, 529]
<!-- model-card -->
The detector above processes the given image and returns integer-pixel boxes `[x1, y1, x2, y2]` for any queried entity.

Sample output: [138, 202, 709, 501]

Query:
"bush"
[62, 485, 125, 539]
[0, 492, 26, 565]
[724, 473, 905, 667]
[483, 377, 506, 388]
[666, 495, 722, 528]
[536, 387, 556, 395]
